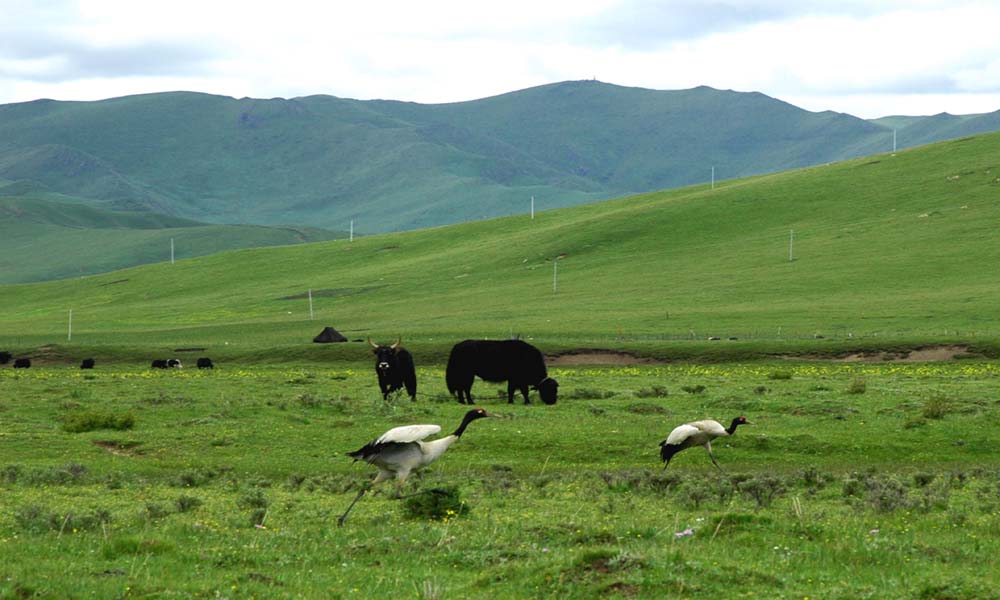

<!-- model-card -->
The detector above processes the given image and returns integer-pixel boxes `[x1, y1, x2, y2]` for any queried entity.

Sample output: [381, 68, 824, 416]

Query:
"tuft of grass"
[403, 487, 469, 521]
[61, 410, 135, 433]
[680, 384, 706, 395]
[846, 378, 867, 394]
[922, 396, 950, 419]
[768, 370, 792, 380]
[635, 385, 669, 398]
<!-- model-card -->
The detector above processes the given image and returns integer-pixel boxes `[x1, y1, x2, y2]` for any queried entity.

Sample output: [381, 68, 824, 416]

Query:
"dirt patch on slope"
[547, 351, 662, 366]
[791, 345, 979, 362]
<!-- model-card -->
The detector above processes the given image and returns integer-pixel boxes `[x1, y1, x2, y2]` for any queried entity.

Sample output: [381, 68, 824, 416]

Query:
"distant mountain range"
[2, 80, 999, 283]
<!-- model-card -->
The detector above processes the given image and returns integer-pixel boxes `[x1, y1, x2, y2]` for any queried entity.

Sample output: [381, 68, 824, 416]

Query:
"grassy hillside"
[2, 130, 1000, 359]
[0, 194, 342, 284]
[5, 81, 996, 236]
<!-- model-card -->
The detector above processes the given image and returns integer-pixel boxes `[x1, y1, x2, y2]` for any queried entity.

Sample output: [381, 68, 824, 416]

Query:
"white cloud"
[1, 0, 999, 117]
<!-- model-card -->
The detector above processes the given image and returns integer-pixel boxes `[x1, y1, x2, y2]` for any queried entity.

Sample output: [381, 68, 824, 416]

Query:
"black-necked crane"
[337, 408, 491, 526]
[659, 416, 751, 471]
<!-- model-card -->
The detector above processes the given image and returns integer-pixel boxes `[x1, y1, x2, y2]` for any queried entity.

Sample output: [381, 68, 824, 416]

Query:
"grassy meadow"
[1, 361, 999, 598]
[3, 132, 1000, 598]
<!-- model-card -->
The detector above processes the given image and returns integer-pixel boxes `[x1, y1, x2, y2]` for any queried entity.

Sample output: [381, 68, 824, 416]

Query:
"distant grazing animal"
[0, 351, 11, 364]
[197, 357, 214, 369]
[80, 358, 95, 369]
[369, 338, 417, 401]
[659, 416, 751, 471]
[13, 358, 31, 369]
[446, 339, 558, 405]
[151, 359, 182, 369]
[338, 408, 491, 526]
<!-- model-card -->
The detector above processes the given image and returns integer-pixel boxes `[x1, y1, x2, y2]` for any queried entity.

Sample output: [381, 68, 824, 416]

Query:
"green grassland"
[2, 131, 1000, 597]
[0, 194, 342, 284]
[1, 362, 998, 598]
[2, 131, 1000, 359]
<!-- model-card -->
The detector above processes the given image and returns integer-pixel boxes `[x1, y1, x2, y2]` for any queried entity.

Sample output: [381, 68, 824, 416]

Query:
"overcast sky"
[2, 0, 999, 118]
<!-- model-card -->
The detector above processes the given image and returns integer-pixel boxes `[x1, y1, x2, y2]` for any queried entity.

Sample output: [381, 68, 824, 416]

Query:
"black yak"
[151, 359, 182, 369]
[446, 339, 558, 405]
[369, 338, 417, 401]
[13, 357, 31, 368]
[197, 357, 214, 369]
[80, 358, 95, 369]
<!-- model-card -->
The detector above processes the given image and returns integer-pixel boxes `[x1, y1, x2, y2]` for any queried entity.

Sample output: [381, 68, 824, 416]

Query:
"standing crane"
[338, 408, 491, 526]
[659, 416, 751, 471]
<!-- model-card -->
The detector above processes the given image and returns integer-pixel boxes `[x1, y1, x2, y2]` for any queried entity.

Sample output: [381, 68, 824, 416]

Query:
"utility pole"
[711, 166, 715, 190]
[308, 288, 314, 320]
[170, 238, 175, 264]
[350, 220, 354, 242]
[68, 309, 73, 341]
[789, 229, 795, 262]
[531, 196, 535, 219]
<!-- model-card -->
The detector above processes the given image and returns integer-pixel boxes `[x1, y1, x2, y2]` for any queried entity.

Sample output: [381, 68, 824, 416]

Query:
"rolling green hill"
[4, 81, 998, 238]
[0, 191, 342, 284]
[2, 130, 999, 360]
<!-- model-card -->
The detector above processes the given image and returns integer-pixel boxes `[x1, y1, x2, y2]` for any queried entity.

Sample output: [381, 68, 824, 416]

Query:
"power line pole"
[892, 128, 897, 152]
[308, 288, 314, 320]
[711, 166, 715, 190]
[531, 196, 535, 219]
[553, 260, 558, 294]
[349, 221, 354, 242]
[68, 309, 73, 341]
[789, 229, 795, 262]
[170, 238, 175, 264]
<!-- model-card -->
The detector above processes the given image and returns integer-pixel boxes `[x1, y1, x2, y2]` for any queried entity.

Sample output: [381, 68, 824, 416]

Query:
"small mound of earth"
[547, 351, 661, 366]
[793, 345, 979, 362]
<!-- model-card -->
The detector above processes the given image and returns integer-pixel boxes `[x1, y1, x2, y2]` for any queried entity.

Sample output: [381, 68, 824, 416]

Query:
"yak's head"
[537, 377, 559, 405]
[369, 337, 401, 373]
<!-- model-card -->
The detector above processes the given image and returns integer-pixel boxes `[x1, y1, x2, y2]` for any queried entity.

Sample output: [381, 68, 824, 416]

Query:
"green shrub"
[635, 385, 668, 398]
[175, 495, 203, 513]
[403, 487, 469, 521]
[680, 384, 706, 395]
[846, 378, 867, 394]
[62, 410, 135, 433]
[922, 397, 949, 419]
[768, 371, 792, 380]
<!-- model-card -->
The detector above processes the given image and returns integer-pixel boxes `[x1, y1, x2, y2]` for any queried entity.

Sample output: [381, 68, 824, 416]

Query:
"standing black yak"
[80, 358, 95, 369]
[446, 339, 558, 405]
[369, 338, 417, 401]
[197, 357, 214, 369]
[13, 357, 31, 369]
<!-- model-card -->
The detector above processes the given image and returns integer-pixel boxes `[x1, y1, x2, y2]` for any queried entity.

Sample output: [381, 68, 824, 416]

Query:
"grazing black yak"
[446, 339, 558, 405]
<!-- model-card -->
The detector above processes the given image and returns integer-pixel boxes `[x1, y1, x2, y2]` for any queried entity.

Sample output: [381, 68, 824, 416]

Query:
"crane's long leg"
[705, 443, 724, 472]
[337, 483, 371, 527]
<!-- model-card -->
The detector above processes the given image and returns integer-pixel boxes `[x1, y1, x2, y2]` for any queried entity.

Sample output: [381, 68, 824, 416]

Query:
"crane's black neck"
[726, 418, 746, 435]
[452, 410, 484, 437]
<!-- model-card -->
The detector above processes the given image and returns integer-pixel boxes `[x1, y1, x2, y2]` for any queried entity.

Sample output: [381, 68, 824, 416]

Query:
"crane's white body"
[661, 417, 748, 471]
[338, 408, 490, 526]
[366, 424, 459, 484]
[664, 419, 729, 447]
